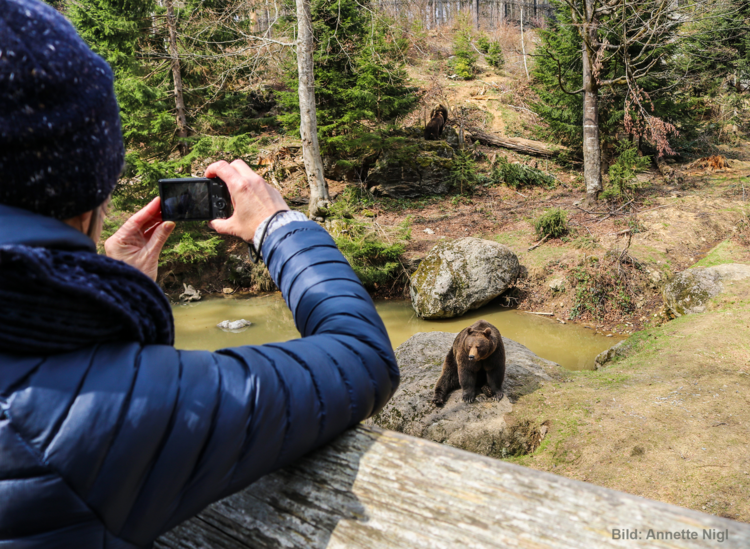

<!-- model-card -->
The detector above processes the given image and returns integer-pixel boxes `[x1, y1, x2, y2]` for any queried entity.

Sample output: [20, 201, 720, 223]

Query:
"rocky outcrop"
[594, 339, 631, 369]
[369, 331, 558, 458]
[663, 264, 750, 317]
[367, 140, 454, 198]
[410, 238, 520, 319]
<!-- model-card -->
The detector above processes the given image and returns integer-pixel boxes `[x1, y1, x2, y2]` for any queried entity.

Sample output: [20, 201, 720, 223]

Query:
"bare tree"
[165, 0, 189, 156]
[295, 0, 330, 219]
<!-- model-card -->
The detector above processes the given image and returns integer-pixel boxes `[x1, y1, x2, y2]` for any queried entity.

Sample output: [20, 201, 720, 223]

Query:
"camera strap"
[248, 210, 288, 263]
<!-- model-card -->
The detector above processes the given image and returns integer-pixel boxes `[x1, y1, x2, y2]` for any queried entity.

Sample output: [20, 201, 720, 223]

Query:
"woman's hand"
[105, 197, 175, 281]
[205, 159, 289, 242]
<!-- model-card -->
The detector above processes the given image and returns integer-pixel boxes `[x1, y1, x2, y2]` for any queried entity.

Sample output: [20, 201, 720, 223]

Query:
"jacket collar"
[0, 204, 96, 252]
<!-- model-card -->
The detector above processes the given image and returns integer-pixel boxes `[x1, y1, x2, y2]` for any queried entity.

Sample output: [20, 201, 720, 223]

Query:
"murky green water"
[173, 294, 622, 370]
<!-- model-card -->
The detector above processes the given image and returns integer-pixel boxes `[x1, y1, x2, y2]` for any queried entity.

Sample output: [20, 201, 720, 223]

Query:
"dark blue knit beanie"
[0, 0, 124, 220]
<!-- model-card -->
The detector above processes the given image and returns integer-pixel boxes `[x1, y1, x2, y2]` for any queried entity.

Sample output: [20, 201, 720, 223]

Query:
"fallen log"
[467, 127, 563, 158]
[157, 424, 750, 549]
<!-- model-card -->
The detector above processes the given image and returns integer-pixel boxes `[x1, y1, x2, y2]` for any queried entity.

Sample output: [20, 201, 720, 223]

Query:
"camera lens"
[215, 199, 226, 210]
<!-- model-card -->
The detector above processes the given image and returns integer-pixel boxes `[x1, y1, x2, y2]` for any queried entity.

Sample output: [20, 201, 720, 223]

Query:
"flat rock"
[410, 238, 520, 319]
[663, 264, 750, 316]
[369, 331, 559, 458]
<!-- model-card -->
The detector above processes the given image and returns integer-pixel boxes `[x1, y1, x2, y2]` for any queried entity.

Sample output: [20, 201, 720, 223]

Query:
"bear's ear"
[483, 328, 492, 338]
[467, 327, 473, 334]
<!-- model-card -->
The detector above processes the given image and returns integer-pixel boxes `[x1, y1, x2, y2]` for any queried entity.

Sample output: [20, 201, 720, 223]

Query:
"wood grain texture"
[158, 425, 750, 548]
[467, 128, 563, 158]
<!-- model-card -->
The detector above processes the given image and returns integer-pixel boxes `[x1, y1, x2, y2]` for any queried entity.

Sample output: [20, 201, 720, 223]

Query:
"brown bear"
[424, 104, 449, 140]
[432, 319, 506, 406]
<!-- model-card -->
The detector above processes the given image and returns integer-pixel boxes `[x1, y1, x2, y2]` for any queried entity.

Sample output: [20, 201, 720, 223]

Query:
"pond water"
[172, 294, 622, 371]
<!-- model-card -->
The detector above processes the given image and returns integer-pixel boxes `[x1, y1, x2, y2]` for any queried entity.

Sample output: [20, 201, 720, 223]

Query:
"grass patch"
[694, 240, 741, 267]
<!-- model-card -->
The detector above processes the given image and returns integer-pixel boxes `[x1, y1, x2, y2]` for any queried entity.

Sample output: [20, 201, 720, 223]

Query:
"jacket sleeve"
[9, 220, 399, 545]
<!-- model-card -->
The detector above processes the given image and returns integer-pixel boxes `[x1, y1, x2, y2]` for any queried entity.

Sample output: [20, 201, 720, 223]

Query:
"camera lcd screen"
[160, 181, 211, 220]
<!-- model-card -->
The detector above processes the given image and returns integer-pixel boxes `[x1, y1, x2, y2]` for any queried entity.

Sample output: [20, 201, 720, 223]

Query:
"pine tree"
[679, 0, 750, 95]
[279, 0, 416, 158]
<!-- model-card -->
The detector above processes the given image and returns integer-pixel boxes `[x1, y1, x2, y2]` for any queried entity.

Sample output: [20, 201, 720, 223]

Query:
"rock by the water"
[368, 140, 454, 198]
[594, 339, 631, 369]
[410, 238, 520, 319]
[179, 283, 201, 302]
[663, 264, 750, 316]
[217, 319, 253, 332]
[369, 331, 558, 458]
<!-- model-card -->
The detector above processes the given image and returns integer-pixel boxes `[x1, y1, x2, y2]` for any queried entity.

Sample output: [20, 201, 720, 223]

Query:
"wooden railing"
[156, 425, 750, 548]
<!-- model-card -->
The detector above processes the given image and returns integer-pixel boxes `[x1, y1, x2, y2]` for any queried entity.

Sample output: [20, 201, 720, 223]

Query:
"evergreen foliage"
[486, 41, 504, 71]
[448, 150, 478, 194]
[531, 0, 693, 156]
[450, 22, 478, 80]
[534, 208, 568, 239]
[602, 142, 651, 201]
[57, 0, 277, 209]
[679, 1, 750, 95]
[279, 0, 416, 162]
[491, 157, 556, 189]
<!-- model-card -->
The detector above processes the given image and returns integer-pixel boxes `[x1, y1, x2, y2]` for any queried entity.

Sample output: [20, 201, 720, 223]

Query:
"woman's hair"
[87, 197, 110, 240]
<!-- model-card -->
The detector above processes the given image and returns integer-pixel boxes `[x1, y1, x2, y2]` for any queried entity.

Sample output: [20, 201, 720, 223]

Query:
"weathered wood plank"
[159, 425, 750, 548]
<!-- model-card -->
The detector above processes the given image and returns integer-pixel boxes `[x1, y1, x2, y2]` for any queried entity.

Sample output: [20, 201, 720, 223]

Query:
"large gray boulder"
[367, 140, 454, 198]
[664, 264, 750, 316]
[410, 238, 520, 319]
[369, 331, 559, 458]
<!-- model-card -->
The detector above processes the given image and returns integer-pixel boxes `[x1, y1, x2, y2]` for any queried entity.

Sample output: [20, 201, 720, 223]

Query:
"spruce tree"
[279, 0, 416, 159]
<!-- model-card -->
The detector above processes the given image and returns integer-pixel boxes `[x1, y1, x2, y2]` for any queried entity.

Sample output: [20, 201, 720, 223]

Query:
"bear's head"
[465, 327, 494, 361]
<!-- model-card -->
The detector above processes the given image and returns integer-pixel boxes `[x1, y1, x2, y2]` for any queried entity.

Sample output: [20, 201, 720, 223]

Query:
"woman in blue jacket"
[0, 1, 400, 547]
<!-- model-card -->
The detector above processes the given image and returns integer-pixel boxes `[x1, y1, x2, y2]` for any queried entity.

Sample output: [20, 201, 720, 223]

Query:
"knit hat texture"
[0, 0, 124, 219]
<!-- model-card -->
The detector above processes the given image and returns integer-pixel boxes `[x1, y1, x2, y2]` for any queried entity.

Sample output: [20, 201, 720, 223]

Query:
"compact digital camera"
[158, 177, 232, 221]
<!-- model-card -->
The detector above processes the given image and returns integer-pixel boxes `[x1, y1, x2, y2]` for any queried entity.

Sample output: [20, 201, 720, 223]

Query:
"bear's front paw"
[491, 392, 505, 402]
[432, 395, 445, 407]
[461, 394, 476, 403]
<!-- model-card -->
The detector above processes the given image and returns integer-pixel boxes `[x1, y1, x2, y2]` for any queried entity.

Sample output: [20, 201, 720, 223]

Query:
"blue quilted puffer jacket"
[0, 211, 399, 548]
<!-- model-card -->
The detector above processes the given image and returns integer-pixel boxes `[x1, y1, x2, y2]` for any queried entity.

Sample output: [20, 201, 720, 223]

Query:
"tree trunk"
[295, 0, 330, 219]
[581, 3, 601, 202]
[165, 0, 188, 156]
[474, 0, 479, 28]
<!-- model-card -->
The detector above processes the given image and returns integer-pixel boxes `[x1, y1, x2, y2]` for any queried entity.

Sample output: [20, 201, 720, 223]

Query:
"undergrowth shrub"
[327, 218, 410, 288]
[602, 142, 651, 200]
[451, 23, 478, 79]
[491, 157, 556, 189]
[485, 41, 505, 70]
[160, 231, 223, 265]
[568, 259, 636, 320]
[534, 208, 568, 239]
[226, 255, 275, 292]
[449, 150, 478, 194]
[476, 35, 491, 53]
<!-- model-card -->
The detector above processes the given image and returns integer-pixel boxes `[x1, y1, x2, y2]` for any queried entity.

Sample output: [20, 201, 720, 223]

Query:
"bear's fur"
[424, 104, 449, 140]
[432, 319, 506, 406]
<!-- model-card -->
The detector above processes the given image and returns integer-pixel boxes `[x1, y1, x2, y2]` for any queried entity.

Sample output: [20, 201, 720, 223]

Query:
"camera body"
[158, 178, 232, 221]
